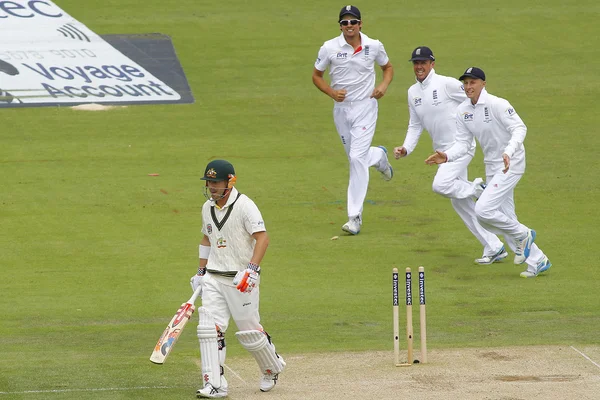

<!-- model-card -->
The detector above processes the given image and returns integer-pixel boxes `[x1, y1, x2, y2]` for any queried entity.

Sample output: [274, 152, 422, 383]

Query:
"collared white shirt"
[201, 187, 266, 273]
[314, 32, 389, 102]
[403, 69, 474, 154]
[446, 89, 527, 176]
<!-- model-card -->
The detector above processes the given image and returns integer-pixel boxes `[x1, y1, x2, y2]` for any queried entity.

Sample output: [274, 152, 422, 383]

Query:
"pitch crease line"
[570, 345, 600, 370]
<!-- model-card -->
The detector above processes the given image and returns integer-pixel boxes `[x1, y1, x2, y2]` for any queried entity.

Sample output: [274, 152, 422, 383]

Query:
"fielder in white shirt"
[312, 5, 394, 235]
[393, 47, 506, 265]
[191, 160, 285, 398]
[425, 67, 552, 278]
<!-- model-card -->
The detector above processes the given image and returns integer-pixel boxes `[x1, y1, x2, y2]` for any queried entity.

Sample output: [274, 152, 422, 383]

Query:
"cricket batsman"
[192, 160, 285, 398]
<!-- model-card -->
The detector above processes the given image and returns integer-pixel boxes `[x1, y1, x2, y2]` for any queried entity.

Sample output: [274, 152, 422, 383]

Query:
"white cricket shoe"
[342, 216, 361, 235]
[377, 146, 394, 181]
[472, 177, 486, 200]
[474, 245, 508, 265]
[260, 356, 286, 392]
[514, 229, 536, 264]
[196, 376, 228, 398]
[520, 256, 552, 278]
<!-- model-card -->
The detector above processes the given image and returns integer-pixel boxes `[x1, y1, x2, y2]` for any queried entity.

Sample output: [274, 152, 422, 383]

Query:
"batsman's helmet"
[201, 159, 236, 182]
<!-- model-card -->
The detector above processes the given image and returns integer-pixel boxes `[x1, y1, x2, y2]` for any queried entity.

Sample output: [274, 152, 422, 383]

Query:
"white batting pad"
[235, 330, 285, 375]
[197, 308, 222, 388]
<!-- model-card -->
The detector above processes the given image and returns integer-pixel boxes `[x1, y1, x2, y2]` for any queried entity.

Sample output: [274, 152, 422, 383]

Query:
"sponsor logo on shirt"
[462, 112, 474, 121]
[414, 97, 422, 106]
[217, 237, 227, 249]
[337, 52, 348, 59]
[506, 107, 515, 116]
[207, 224, 213, 234]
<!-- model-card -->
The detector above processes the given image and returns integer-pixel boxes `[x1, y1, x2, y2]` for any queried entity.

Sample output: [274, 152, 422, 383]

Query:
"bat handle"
[189, 285, 203, 304]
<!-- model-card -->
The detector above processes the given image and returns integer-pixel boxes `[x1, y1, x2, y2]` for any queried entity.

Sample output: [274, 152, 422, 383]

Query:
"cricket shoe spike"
[474, 245, 508, 265]
[196, 376, 228, 398]
[520, 256, 552, 278]
[514, 229, 536, 264]
[342, 216, 361, 235]
[260, 356, 286, 392]
[377, 146, 394, 181]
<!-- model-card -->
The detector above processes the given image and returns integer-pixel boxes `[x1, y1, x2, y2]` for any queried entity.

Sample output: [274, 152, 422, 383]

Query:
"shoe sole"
[342, 226, 360, 235]
[474, 251, 508, 265]
[520, 260, 551, 278]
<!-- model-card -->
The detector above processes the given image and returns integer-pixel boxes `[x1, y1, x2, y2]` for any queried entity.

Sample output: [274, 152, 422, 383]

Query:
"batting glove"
[190, 267, 206, 294]
[233, 263, 260, 293]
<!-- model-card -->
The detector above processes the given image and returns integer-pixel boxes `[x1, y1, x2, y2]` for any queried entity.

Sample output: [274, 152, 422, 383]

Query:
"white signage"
[0, 0, 182, 106]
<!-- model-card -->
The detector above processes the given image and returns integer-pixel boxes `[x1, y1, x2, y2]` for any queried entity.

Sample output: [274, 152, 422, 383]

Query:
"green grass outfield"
[1, 0, 599, 398]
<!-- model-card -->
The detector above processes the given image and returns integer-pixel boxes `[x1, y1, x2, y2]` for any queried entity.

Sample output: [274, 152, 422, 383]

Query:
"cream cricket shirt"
[201, 187, 266, 284]
[446, 89, 527, 176]
[314, 32, 389, 102]
[403, 69, 474, 155]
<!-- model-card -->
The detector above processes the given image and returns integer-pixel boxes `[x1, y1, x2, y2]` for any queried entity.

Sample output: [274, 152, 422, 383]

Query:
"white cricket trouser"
[333, 98, 388, 219]
[475, 172, 547, 267]
[200, 273, 263, 333]
[432, 154, 503, 256]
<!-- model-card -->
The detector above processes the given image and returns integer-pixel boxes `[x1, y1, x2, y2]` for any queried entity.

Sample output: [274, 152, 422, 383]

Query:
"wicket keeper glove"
[190, 267, 206, 294]
[233, 263, 260, 293]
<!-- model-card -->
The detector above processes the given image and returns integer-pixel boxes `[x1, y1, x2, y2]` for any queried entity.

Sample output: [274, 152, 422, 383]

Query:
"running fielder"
[425, 67, 552, 278]
[394, 47, 506, 264]
[312, 5, 394, 235]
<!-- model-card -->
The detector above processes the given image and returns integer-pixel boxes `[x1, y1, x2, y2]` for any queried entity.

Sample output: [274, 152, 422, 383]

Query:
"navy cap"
[409, 46, 435, 62]
[339, 5, 361, 20]
[459, 67, 486, 81]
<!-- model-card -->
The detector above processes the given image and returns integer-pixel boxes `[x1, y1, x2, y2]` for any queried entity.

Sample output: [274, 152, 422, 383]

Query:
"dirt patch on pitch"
[220, 345, 600, 400]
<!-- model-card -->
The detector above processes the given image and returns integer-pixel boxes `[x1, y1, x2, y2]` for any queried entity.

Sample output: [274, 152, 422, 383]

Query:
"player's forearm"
[403, 124, 423, 155]
[381, 63, 394, 86]
[250, 231, 269, 266]
[199, 235, 210, 269]
[312, 75, 334, 99]
[445, 140, 470, 162]
[504, 125, 526, 158]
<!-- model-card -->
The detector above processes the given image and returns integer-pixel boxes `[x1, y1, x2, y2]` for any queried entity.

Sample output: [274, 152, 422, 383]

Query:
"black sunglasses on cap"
[339, 19, 360, 26]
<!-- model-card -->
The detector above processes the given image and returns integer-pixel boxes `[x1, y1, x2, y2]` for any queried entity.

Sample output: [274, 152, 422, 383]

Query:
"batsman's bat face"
[150, 302, 196, 364]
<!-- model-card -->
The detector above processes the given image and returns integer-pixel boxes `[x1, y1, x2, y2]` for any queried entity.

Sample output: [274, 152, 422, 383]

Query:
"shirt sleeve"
[314, 45, 330, 72]
[445, 110, 473, 162]
[445, 78, 467, 103]
[403, 95, 423, 156]
[497, 100, 527, 158]
[243, 199, 267, 235]
[375, 40, 390, 66]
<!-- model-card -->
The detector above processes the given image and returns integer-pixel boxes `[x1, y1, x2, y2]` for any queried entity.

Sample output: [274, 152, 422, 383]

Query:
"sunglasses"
[339, 19, 360, 26]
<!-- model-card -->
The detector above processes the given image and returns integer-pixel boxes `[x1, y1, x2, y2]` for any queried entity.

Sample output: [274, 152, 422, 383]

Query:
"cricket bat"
[150, 285, 202, 364]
